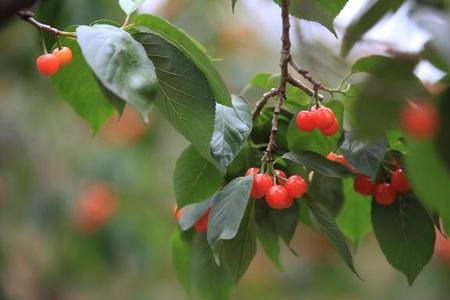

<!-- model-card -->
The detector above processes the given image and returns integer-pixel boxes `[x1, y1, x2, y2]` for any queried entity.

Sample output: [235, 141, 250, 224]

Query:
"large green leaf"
[273, 0, 348, 36]
[134, 32, 216, 160]
[282, 151, 353, 178]
[341, 0, 404, 56]
[207, 176, 252, 249]
[406, 139, 450, 233]
[339, 131, 387, 180]
[211, 96, 252, 172]
[191, 234, 234, 300]
[255, 201, 282, 269]
[76, 25, 158, 121]
[133, 14, 231, 106]
[174, 145, 223, 208]
[119, 0, 145, 15]
[171, 230, 192, 295]
[336, 179, 372, 247]
[51, 37, 115, 133]
[371, 194, 435, 284]
[215, 202, 257, 283]
[287, 100, 344, 156]
[309, 174, 344, 216]
[306, 197, 359, 277]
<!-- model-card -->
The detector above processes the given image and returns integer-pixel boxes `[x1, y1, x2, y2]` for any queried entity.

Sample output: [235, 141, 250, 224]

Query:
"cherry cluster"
[296, 106, 339, 136]
[327, 152, 411, 206]
[245, 167, 307, 209]
[355, 168, 410, 206]
[36, 46, 72, 76]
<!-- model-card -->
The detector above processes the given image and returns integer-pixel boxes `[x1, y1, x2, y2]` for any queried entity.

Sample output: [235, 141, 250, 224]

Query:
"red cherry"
[275, 169, 287, 185]
[194, 209, 210, 233]
[296, 110, 317, 132]
[315, 107, 335, 130]
[374, 183, 397, 206]
[285, 175, 307, 198]
[354, 175, 375, 196]
[265, 185, 294, 209]
[245, 167, 260, 176]
[52, 47, 73, 67]
[391, 169, 410, 193]
[400, 101, 440, 139]
[250, 173, 273, 199]
[320, 117, 339, 136]
[36, 54, 60, 76]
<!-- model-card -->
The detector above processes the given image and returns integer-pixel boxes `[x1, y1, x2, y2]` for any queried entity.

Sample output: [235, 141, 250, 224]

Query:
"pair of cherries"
[296, 106, 339, 136]
[36, 46, 73, 76]
[354, 169, 410, 206]
[246, 167, 307, 209]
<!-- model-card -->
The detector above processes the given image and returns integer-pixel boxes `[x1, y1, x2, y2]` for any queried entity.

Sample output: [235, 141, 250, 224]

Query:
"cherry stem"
[16, 10, 77, 38]
[39, 29, 47, 54]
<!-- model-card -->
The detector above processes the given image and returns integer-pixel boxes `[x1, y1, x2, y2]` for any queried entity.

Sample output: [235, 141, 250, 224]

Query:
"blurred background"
[0, 0, 449, 299]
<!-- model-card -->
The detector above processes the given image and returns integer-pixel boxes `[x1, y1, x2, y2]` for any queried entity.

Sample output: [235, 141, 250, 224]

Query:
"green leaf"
[351, 55, 396, 74]
[119, 0, 145, 15]
[351, 57, 426, 138]
[273, 0, 348, 36]
[215, 202, 257, 283]
[179, 198, 212, 231]
[270, 201, 300, 246]
[255, 202, 282, 269]
[309, 174, 344, 217]
[174, 145, 223, 208]
[341, 0, 404, 56]
[191, 234, 234, 300]
[225, 143, 262, 182]
[207, 176, 253, 249]
[339, 131, 388, 180]
[51, 37, 115, 133]
[211, 95, 253, 172]
[371, 194, 435, 284]
[76, 25, 158, 121]
[282, 151, 353, 178]
[133, 14, 231, 106]
[287, 100, 344, 156]
[406, 139, 450, 234]
[336, 179, 372, 247]
[306, 197, 359, 277]
[134, 32, 216, 160]
[171, 230, 192, 295]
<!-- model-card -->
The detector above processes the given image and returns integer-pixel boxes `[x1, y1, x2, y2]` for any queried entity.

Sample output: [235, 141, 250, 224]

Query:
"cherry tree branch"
[16, 10, 76, 38]
[264, 0, 291, 162]
[252, 88, 278, 120]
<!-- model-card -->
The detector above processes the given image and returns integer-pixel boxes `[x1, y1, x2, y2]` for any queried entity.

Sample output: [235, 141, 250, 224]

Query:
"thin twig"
[265, 0, 291, 162]
[288, 58, 322, 90]
[252, 88, 278, 120]
[286, 76, 323, 100]
[16, 10, 76, 38]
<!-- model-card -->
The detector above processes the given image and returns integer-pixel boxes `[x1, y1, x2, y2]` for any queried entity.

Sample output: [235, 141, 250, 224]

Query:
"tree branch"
[265, 0, 291, 162]
[16, 10, 76, 38]
[252, 88, 278, 120]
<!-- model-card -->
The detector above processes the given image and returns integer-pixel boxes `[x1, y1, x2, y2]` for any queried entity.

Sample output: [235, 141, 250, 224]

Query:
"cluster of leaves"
[24, 0, 450, 299]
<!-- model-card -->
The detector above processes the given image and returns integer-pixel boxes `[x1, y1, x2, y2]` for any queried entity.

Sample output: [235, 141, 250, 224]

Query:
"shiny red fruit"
[36, 54, 60, 76]
[296, 110, 316, 132]
[320, 117, 339, 136]
[285, 175, 307, 198]
[275, 169, 287, 185]
[316, 107, 336, 130]
[391, 169, 410, 193]
[265, 185, 294, 209]
[374, 183, 397, 206]
[354, 175, 375, 196]
[194, 209, 210, 233]
[245, 167, 260, 176]
[52, 46, 73, 66]
[400, 101, 440, 139]
[250, 173, 273, 199]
